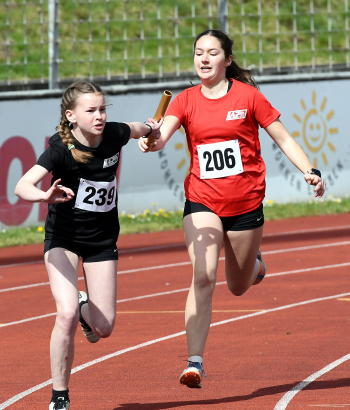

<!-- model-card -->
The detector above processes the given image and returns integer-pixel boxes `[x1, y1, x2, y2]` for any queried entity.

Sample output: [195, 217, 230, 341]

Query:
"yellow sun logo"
[174, 127, 190, 176]
[292, 90, 338, 167]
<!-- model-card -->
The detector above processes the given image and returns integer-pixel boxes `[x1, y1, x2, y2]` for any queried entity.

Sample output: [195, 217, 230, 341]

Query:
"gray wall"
[0, 77, 349, 227]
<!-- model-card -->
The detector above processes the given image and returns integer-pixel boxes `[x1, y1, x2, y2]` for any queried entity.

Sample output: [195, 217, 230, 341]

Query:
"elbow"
[14, 180, 26, 199]
[14, 183, 21, 198]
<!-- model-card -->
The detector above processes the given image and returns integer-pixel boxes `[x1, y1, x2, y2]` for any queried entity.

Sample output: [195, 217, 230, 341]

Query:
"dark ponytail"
[194, 29, 259, 90]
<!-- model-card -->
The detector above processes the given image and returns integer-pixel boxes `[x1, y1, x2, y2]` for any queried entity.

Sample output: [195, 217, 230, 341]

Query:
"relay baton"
[146, 90, 172, 144]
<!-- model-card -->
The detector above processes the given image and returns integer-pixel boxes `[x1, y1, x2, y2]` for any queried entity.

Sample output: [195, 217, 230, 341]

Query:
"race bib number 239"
[75, 177, 117, 212]
[197, 140, 244, 179]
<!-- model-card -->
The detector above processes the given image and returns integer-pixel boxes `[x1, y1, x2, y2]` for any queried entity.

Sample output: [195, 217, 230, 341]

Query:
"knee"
[193, 269, 216, 293]
[227, 282, 249, 297]
[56, 307, 79, 333]
[93, 320, 115, 338]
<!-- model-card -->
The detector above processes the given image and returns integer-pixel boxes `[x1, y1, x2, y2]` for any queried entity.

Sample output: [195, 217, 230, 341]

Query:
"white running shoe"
[49, 396, 70, 409]
[179, 361, 206, 388]
[78, 291, 100, 343]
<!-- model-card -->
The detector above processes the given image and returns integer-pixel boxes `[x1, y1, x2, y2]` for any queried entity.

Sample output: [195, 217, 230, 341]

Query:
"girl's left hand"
[304, 173, 326, 198]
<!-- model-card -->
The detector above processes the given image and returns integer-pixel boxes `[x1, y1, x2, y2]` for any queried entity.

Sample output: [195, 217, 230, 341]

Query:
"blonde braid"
[57, 81, 103, 163]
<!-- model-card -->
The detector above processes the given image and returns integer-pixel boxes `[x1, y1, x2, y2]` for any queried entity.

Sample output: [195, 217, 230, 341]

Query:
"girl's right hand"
[138, 136, 154, 152]
[43, 179, 74, 203]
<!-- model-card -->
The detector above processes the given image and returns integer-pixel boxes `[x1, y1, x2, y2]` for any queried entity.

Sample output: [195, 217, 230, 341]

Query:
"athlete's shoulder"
[186, 83, 201, 92]
[48, 132, 65, 149]
[180, 84, 200, 95]
[104, 121, 130, 133]
[171, 85, 200, 110]
[104, 121, 121, 131]
[103, 122, 131, 147]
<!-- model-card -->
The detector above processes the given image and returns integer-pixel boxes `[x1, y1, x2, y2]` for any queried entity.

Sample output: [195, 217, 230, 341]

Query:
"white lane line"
[0, 260, 43, 269]
[263, 224, 350, 237]
[268, 262, 350, 278]
[1, 224, 350, 270]
[118, 260, 192, 274]
[263, 241, 350, 255]
[1, 291, 350, 409]
[0, 277, 85, 293]
[0, 312, 58, 327]
[273, 354, 350, 410]
[0, 244, 184, 269]
[1, 261, 350, 328]
[118, 241, 350, 274]
[2, 240, 350, 294]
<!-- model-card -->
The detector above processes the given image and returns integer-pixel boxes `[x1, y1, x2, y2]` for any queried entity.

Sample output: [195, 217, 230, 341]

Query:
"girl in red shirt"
[139, 29, 325, 389]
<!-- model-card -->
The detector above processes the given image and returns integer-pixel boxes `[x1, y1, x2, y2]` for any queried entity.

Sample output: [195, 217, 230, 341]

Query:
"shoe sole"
[79, 291, 100, 343]
[180, 369, 202, 388]
[82, 327, 100, 343]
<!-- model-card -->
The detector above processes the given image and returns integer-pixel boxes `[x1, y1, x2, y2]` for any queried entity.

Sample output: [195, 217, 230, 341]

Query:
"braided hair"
[57, 81, 104, 163]
[194, 30, 259, 90]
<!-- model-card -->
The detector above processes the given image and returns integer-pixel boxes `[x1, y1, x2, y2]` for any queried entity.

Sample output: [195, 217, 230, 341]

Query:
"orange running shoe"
[253, 248, 267, 285]
[179, 361, 206, 388]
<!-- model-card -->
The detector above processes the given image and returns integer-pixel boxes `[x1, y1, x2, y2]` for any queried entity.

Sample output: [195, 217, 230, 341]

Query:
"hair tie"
[68, 144, 75, 151]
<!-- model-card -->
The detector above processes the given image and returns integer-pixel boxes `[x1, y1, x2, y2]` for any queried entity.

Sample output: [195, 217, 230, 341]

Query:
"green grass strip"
[0, 197, 349, 248]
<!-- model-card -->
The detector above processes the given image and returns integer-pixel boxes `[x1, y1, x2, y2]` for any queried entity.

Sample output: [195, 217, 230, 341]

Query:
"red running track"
[1, 213, 350, 409]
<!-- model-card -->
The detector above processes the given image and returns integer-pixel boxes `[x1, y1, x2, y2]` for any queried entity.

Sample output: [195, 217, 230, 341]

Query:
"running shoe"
[253, 248, 267, 285]
[49, 396, 70, 410]
[78, 291, 100, 343]
[179, 361, 206, 388]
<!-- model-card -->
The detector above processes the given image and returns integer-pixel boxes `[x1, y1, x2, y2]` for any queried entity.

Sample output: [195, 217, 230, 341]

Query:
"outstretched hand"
[43, 179, 74, 203]
[146, 117, 164, 140]
[140, 117, 164, 151]
[304, 173, 326, 198]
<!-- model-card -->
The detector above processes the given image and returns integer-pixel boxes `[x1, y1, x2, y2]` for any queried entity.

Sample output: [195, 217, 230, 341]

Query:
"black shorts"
[44, 239, 119, 263]
[183, 200, 264, 231]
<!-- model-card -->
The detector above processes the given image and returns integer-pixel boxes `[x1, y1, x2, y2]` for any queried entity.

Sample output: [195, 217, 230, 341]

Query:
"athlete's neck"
[200, 78, 230, 99]
[71, 128, 103, 148]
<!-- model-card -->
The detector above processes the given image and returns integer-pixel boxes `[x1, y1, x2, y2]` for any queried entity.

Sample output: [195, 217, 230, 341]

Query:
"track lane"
[1, 213, 350, 409]
[2, 289, 350, 409]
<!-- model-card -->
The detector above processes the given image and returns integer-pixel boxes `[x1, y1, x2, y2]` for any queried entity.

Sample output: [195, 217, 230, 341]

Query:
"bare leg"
[45, 248, 80, 390]
[224, 226, 264, 296]
[81, 260, 118, 338]
[183, 212, 223, 357]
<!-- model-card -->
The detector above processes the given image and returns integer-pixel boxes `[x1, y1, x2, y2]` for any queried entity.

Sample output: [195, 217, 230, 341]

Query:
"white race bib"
[197, 140, 244, 179]
[75, 177, 117, 212]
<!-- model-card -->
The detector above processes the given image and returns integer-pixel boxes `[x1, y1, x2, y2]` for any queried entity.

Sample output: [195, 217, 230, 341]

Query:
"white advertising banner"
[259, 80, 350, 203]
[0, 78, 349, 227]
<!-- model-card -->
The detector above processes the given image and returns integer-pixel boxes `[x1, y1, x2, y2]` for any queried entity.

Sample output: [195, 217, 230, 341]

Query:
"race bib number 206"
[75, 177, 116, 212]
[197, 140, 244, 179]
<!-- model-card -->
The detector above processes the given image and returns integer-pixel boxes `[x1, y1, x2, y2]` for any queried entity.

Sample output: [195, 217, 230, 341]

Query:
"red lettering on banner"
[38, 137, 51, 221]
[0, 137, 36, 226]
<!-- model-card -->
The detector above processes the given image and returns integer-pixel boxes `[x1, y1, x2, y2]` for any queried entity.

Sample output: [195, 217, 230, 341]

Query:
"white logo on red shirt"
[226, 109, 247, 121]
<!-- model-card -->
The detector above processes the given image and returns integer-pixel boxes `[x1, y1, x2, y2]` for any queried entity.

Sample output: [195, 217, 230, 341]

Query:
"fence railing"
[1, 0, 349, 89]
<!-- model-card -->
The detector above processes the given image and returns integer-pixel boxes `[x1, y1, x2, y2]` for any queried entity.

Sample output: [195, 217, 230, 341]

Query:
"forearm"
[128, 122, 152, 139]
[15, 180, 46, 202]
[276, 137, 313, 174]
[148, 136, 167, 152]
[265, 120, 313, 174]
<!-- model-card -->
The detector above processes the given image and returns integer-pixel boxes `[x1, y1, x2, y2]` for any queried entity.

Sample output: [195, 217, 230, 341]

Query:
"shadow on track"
[115, 377, 350, 409]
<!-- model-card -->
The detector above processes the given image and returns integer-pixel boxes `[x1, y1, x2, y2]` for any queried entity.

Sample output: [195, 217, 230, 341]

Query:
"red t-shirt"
[166, 79, 280, 216]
